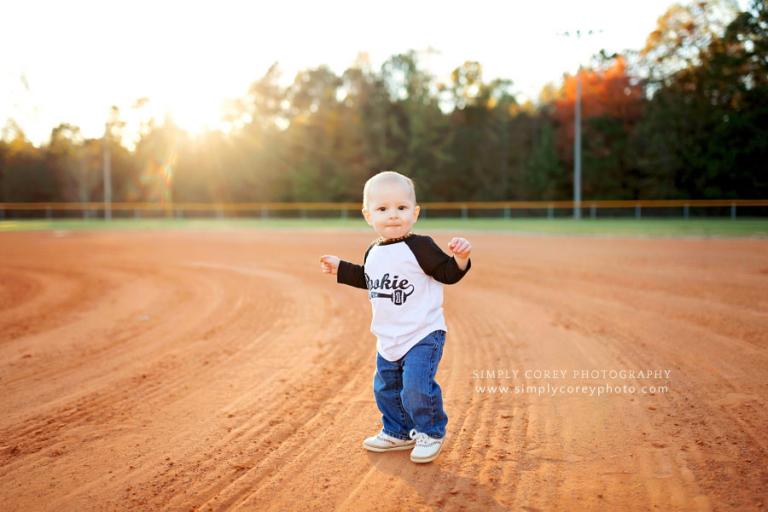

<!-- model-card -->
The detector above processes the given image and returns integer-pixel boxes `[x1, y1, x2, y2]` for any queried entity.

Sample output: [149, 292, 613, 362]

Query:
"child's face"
[362, 181, 420, 240]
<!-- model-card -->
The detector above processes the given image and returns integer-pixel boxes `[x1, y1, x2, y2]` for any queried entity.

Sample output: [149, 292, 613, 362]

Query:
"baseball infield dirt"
[1, 229, 766, 511]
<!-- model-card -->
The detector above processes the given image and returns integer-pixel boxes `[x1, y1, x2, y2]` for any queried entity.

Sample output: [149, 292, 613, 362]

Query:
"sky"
[0, 0, 746, 146]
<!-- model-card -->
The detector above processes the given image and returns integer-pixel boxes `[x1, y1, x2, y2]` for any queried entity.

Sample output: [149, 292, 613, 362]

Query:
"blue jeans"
[373, 329, 448, 440]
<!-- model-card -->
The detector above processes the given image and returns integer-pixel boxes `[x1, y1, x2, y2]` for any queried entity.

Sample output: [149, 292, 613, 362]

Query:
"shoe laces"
[409, 429, 432, 446]
[378, 431, 395, 441]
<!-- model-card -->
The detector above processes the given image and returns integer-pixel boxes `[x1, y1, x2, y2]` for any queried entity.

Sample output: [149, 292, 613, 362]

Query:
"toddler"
[319, 171, 472, 463]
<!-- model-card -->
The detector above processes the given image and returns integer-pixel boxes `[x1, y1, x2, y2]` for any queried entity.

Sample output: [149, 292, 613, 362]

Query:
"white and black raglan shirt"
[336, 233, 471, 361]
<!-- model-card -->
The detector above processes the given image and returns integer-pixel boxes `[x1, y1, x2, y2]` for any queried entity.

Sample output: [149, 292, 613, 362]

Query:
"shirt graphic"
[366, 272, 415, 305]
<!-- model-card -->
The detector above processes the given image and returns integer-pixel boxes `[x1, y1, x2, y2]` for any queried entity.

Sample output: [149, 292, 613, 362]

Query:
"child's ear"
[361, 208, 373, 226]
[413, 204, 421, 222]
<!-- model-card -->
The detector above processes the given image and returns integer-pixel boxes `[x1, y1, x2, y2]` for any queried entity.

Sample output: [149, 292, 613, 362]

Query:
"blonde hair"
[362, 171, 417, 210]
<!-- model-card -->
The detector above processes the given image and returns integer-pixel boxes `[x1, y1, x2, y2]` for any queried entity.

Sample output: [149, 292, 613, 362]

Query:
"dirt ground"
[1, 229, 766, 511]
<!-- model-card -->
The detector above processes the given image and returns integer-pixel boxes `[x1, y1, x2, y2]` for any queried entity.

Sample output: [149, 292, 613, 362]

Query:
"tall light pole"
[558, 29, 602, 219]
[574, 66, 582, 219]
[102, 106, 121, 221]
[102, 121, 112, 221]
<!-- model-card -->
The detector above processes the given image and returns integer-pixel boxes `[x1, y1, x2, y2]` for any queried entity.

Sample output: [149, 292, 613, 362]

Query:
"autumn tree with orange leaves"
[553, 56, 646, 198]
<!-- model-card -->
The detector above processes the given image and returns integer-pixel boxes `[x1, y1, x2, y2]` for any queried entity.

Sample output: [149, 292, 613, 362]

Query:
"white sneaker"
[362, 430, 416, 452]
[409, 429, 445, 463]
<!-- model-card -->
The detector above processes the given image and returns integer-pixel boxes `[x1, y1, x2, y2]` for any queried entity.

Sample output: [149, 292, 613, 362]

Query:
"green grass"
[1, 217, 768, 237]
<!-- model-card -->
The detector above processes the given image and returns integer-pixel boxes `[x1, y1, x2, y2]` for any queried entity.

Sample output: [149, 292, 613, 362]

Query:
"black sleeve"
[337, 260, 367, 289]
[405, 235, 471, 284]
[336, 243, 375, 290]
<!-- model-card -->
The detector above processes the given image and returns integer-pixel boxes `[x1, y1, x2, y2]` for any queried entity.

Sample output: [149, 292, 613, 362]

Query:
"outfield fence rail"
[1, 199, 767, 220]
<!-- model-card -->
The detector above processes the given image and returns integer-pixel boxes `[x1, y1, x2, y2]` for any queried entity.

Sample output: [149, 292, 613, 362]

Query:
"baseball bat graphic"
[369, 285, 415, 305]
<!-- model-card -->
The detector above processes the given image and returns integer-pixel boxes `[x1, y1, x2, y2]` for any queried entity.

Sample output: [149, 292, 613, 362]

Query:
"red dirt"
[1, 229, 766, 511]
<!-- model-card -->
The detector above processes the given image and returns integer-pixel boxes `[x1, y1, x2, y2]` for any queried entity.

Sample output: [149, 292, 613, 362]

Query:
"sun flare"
[158, 90, 230, 137]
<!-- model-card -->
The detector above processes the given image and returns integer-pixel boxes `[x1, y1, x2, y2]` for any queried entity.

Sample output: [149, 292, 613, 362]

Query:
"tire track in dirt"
[0, 265, 282, 479]
[0, 261, 273, 424]
[1, 236, 299, 510]
[496, 251, 767, 511]
[0, 269, 41, 314]
[0, 265, 107, 344]
[0, 262, 192, 391]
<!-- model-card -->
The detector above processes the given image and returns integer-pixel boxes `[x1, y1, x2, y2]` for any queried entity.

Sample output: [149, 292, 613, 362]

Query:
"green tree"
[634, 0, 768, 198]
[525, 119, 564, 200]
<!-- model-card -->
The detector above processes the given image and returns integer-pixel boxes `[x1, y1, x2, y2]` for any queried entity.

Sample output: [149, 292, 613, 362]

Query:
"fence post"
[260, 207, 267, 220]
[461, 205, 468, 220]
[547, 204, 554, 220]
[341, 208, 348, 220]
[635, 205, 641, 219]
[731, 203, 736, 220]
[683, 204, 689, 220]
[590, 203, 597, 219]
[503, 207, 511, 220]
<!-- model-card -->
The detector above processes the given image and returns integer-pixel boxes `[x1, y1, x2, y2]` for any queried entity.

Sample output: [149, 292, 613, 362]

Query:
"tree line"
[0, 0, 765, 205]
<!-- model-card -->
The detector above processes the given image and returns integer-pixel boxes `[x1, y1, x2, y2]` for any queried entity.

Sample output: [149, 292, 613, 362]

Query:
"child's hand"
[448, 237, 472, 260]
[319, 255, 340, 275]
